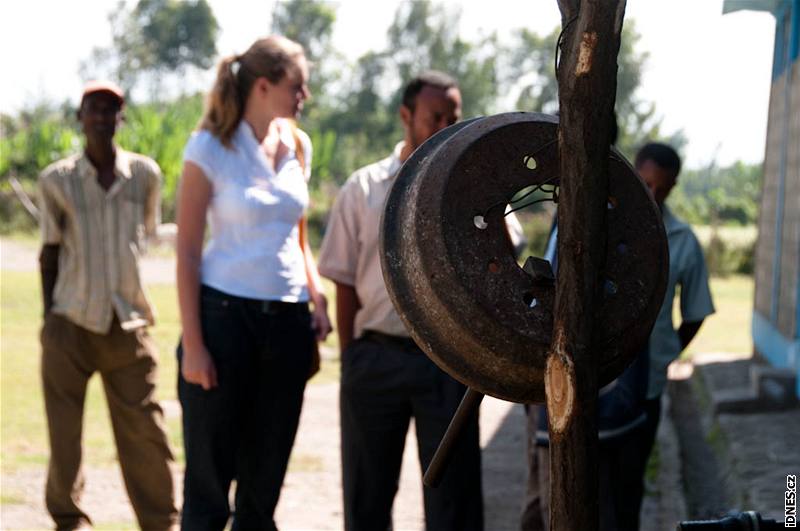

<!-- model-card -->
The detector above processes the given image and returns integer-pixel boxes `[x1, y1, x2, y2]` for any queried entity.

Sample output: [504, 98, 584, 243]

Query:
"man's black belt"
[361, 330, 420, 352]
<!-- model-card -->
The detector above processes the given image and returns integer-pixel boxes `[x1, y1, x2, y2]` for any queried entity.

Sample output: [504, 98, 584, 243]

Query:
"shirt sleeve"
[317, 176, 363, 286]
[38, 170, 63, 245]
[144, 160, 163, 238]
[183, 131, 216, 184]
[679, 234, 715, 322]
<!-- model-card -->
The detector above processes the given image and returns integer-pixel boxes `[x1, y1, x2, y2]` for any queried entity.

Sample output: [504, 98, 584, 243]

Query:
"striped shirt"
[38, 148, 161, 334]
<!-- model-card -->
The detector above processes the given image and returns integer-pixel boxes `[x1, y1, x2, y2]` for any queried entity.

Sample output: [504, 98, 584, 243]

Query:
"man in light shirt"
[318, 71, 485, 531]
[38, 81, 177, 530]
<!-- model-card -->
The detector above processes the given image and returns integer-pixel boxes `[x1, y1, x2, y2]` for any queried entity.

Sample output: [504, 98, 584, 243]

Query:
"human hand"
[311, 299, 332, 342]
[181, 341, 218, 390]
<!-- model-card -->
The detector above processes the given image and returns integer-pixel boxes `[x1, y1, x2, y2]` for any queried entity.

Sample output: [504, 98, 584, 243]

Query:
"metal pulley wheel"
[380, 112, 668, 404]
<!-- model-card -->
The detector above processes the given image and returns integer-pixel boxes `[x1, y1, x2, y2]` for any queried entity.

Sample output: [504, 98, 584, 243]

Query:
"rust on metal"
[380, 112, 667, 404]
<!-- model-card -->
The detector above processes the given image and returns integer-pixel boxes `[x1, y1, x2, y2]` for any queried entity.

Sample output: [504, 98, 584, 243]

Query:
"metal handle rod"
[423, 387, 484, 488]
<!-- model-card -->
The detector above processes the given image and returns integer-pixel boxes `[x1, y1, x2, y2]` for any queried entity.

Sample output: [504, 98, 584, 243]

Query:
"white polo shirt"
[183, 120, 312, 302]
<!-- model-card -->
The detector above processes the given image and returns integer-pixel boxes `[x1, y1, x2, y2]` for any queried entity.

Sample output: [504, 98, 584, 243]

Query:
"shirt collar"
[76, 147, 132, 180]
[235, 120, 260, 152]
[661, 204, 689, 236]
[387, 141, 405, 178]
[236, 118, 295, 149]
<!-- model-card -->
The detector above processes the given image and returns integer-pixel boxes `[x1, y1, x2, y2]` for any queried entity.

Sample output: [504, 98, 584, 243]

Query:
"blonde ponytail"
[199, 36, 305, 148]
[200, 55, 244, 147]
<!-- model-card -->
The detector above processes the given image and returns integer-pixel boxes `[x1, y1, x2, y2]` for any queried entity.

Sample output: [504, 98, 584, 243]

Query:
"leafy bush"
[0, 180, 39, 234]
[669, 161, 762, 227]
[1, 95, 204, 224]
[116, 95, 203, 221]
[703, 230, 755, 277]
[1, 103, 80, 180]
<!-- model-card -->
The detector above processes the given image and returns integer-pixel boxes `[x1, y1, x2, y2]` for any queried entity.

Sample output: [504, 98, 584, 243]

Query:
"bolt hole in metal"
[523, 292, 539, 308]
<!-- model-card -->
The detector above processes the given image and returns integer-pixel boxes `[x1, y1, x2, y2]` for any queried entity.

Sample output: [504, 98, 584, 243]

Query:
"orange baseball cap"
[81, 80, 125, 108]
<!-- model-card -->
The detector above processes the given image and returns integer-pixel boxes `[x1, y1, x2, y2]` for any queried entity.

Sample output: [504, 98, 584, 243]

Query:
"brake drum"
[381, 112, 668, 404]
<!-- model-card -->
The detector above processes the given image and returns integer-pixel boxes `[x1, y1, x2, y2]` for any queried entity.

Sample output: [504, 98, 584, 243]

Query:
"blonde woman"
[175, 36, 331, 530]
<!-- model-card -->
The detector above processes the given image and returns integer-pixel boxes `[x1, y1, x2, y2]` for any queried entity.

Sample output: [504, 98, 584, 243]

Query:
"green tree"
[313, 0, 500, 182]
[0, 103, 79, 180]
[271, 0, 336, 65]
[384, 1, 499, 118]
[80, 0, 218, 97]
[670, 160, 762, 226]
[134, 0, 218, 71]
[271, 0, 343, 118]
[271, 0, 344, 185]
[504, 20, 681, 159]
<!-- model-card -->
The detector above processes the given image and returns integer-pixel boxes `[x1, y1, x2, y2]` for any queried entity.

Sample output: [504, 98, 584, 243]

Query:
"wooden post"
[547, 1, 626, 530]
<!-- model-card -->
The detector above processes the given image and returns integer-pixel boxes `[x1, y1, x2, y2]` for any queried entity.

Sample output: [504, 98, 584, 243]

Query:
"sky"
[0, 0, 776, 169]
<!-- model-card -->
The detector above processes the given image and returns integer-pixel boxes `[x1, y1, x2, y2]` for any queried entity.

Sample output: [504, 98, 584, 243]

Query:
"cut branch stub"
[545, 327, 576, 435]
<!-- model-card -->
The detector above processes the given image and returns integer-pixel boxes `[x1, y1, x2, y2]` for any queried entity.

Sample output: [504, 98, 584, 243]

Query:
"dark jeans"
[340, 332, 484, 531]
[178, 285, 314, 531]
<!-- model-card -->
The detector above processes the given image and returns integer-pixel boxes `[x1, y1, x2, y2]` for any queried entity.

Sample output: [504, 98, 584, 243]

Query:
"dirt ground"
[0, 238, 680, 530]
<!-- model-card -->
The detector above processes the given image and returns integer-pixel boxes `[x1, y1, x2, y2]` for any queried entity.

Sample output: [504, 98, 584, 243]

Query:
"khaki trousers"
[41, 313, 178, 531]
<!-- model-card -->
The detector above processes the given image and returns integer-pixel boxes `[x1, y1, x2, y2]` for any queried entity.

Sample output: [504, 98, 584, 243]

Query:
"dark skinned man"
[318, 71, 485, 531]
[38, 81, 177, 531]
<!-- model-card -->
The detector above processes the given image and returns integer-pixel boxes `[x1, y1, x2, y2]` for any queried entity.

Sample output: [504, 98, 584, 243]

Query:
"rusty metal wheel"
[381, 112, 668, 404]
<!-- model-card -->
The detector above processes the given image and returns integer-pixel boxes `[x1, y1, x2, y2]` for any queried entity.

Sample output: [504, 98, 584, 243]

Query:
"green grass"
[2, 268, 752, 473]
[0, 267, 341, 474]
[0, 254, 754, 529]
[0, 271, 183, 472]
[0, 491, 25, 505]
[678, 274, 754, 358]
[693, 225, 757, 248]
[644, 443, 661, 495]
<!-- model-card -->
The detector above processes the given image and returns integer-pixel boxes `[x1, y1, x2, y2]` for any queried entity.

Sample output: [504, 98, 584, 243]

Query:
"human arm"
[299, 216, 332, 342]
[677, 234, 715, 354]
[175, 161, 217, 390]
[38, 172, 63, 315]
[678, 320, 704, 351]
[144, 161, 163, 249]
[39, 244, 59, 314]
[335, 282, 361, 355]
[315, 172, 364, 355]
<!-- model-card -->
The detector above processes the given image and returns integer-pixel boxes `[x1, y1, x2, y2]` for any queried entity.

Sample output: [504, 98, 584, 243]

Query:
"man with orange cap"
[38, 81, 178, 530]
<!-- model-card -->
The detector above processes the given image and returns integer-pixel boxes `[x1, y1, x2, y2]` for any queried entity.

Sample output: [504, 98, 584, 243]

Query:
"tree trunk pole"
[548, 1, 626, 530]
